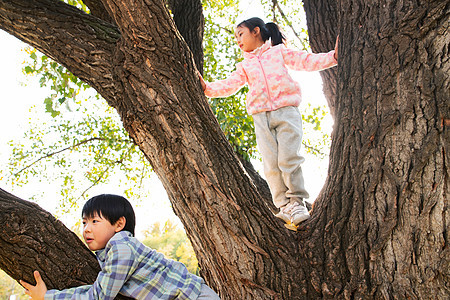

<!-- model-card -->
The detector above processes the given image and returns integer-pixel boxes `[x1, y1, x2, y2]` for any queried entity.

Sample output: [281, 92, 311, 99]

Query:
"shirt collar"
[243, 40, 271, 59]
[95, 231, 133, 261]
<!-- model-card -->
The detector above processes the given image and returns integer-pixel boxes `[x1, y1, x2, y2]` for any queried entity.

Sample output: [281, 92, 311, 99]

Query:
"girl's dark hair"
[237, 17, 286, 46]
[82, 194, 136, 236]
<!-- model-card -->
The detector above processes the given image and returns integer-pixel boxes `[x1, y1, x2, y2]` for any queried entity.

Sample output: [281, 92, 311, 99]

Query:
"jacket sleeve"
[204, 63, 247, 98]
[281, 46, 337, 72]
[45, 286, 92, 300]
[44, 243, 136, 300]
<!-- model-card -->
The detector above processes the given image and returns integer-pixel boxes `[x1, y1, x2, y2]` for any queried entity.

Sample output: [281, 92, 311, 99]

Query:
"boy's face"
[82, 213, 122, 251]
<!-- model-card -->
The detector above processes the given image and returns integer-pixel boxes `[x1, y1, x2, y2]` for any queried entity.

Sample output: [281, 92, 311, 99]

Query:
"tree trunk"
[305, 0, 449, 298]
[0, 0, 448, 299]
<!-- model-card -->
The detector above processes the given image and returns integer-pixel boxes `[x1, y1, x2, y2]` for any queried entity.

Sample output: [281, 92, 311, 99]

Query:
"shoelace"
[284, 202, 301, 214]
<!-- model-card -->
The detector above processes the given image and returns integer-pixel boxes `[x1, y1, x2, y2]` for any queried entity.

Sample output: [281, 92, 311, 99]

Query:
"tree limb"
[83, 0, 115, 24]
[0, 0, 119, 99]
[12, 137, 132, 176]
[271, 0, 308, 49]
[167, 0, 204, 72]
[0, 188, 99, 289]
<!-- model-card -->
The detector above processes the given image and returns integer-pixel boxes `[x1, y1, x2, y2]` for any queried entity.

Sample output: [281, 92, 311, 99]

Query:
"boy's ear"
[114, 216, 126, 232]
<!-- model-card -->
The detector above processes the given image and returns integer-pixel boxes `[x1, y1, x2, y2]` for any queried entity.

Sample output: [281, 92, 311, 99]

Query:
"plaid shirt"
[45, 231, 203, 299]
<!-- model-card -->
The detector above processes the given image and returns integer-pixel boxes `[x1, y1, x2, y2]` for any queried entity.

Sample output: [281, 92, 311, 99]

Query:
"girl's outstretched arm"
[200, 64, 247, 98]
[20, 270, 47, 300]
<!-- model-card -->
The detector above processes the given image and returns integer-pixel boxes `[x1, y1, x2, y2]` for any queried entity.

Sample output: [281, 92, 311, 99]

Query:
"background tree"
[142, 220, 199, 275]
[0, 0, 448, 300]
[0, 269, 28, 299]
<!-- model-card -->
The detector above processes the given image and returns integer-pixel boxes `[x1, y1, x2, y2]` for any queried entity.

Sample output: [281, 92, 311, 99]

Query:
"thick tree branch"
[168, 0, 204, 72]
[0, 189, 99, 289]
[0, 189, 134, 299]
[84, 0, 205, 71]
[0, 0, 119, 100]
[83, 0, 114, 24]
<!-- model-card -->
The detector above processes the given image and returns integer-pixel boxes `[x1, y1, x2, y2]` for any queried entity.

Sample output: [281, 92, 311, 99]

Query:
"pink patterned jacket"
[205, 41, 337, 115]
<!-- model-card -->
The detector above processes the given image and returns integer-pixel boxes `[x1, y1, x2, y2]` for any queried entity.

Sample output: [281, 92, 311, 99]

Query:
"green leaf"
[24, 66, 33, 74]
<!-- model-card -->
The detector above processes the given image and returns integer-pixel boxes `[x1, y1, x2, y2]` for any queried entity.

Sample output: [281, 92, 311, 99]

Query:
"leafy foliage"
[142, 221, 199, 275]
[202, 0, 257, 160]
[301, 103, 331, 157]
[8, 48, 152, 214]
[62, 0, 88, 12]
[23, 47, 93, 117]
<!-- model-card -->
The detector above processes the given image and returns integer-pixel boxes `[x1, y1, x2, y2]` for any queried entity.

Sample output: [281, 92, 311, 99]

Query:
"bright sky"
[0, 1, 333, 238]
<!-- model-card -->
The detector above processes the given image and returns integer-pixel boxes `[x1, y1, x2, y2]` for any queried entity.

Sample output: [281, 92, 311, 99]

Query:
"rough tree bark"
[0, 0, 448, 299]
[0, 189, 100, 289]
[167, 0, 204, 73]
[303, 0, 449, 298]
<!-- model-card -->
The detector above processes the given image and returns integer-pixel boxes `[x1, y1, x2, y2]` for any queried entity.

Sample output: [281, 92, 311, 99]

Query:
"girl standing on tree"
[199, 17, 338, 228]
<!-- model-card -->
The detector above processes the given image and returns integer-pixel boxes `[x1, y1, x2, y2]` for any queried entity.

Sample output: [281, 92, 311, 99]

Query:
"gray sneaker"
[288, 202, 310, 225]
[275, 205, 291, 223]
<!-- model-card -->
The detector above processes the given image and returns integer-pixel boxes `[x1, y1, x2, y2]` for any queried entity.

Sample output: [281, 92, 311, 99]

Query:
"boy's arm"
[203, 63, 247, 98]
[43, 243, 136, 300]
[45, 285, 92, 300]
[20, 270, 92, 300]
[281, 45, 337, 72]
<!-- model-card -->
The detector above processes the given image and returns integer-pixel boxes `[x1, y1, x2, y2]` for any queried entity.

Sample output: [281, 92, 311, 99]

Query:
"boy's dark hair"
[82, 194, 136, 236]
[237, 17, 286, 46]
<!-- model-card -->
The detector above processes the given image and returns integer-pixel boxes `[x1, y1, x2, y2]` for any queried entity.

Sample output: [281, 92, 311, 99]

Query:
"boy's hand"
[20, 270, 48, 300]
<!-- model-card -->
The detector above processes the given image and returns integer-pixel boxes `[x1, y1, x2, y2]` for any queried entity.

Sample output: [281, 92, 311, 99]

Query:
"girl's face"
[234, 25, 264, 52]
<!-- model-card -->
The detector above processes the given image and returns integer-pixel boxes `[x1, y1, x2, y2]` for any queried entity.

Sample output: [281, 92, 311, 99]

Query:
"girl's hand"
[334, 35, 339, 60]
[20, 270, 48, 300]
[198, 71, 206, 92]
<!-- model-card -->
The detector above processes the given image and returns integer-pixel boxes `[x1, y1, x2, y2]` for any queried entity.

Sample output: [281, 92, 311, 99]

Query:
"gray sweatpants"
[253, 106, 309, 208]
[197, 283, 220, 299]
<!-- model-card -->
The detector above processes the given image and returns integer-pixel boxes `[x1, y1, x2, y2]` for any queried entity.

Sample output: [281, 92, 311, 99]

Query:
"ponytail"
[237, 17, 286, 46]
[265, 22, 285, 46]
